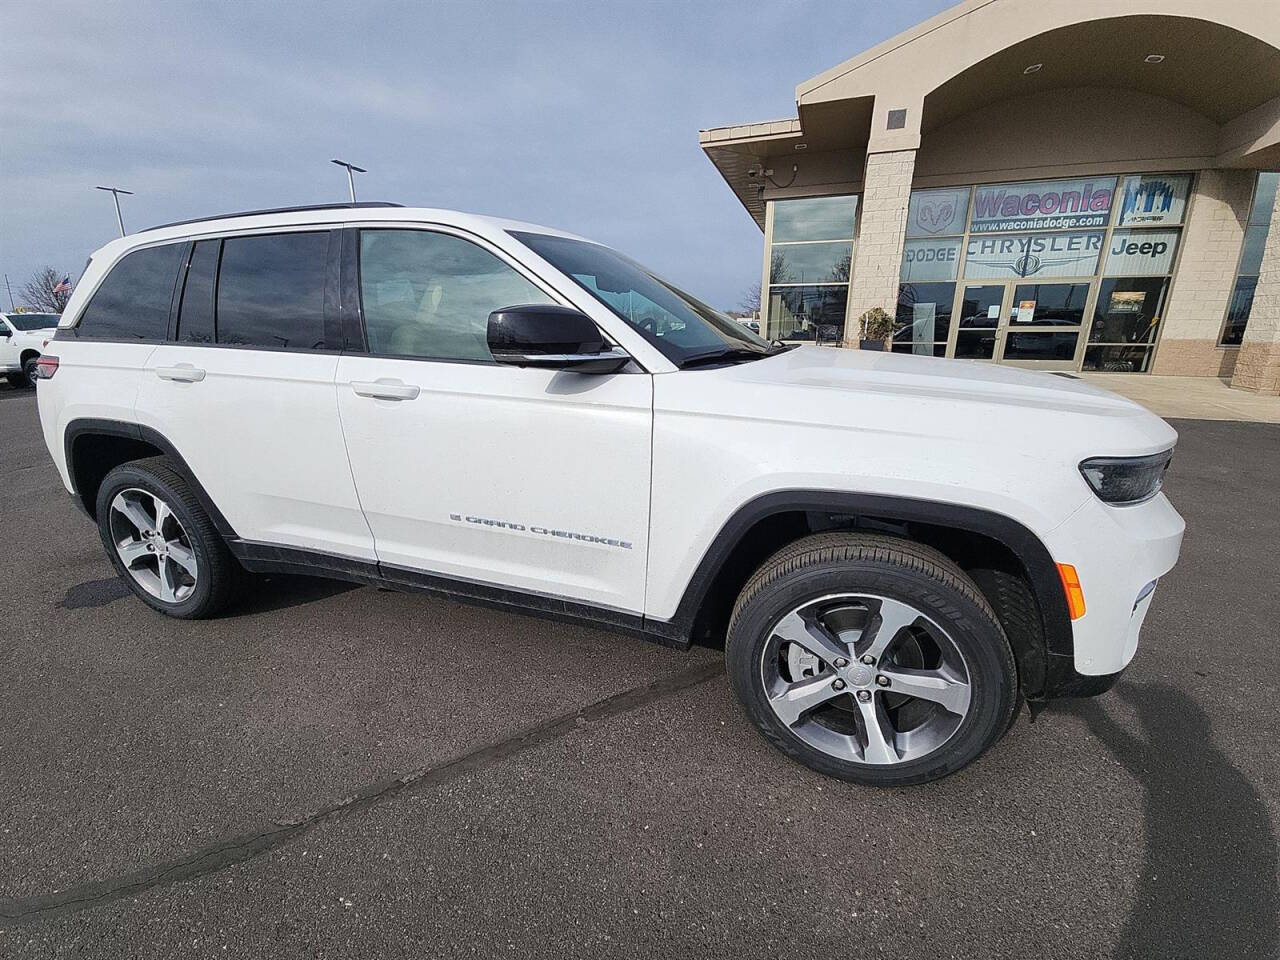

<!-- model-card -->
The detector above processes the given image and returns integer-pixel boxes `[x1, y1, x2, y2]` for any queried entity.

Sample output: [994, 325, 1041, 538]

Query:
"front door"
[994, 282, 1090, 370]
[335, 226, 653, 614]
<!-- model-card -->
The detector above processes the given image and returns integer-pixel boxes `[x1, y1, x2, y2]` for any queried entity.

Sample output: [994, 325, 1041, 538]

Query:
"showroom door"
[993, 281, 1092, 370]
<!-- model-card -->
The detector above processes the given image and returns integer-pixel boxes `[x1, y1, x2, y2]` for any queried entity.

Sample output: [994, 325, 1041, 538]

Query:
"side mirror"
[487, 304, 630, 374]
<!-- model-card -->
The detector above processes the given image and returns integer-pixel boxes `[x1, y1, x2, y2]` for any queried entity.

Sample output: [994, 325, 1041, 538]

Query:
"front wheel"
[95, 457, 238, 619]
[726, 532, 1017, 786]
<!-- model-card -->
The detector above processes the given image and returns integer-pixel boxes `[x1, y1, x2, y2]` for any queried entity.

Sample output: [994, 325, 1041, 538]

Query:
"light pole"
[95, 186, 133, 237]
[330, 159, 366, 202]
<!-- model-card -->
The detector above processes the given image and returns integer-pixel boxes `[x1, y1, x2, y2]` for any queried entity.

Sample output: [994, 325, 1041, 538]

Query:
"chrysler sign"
[971, 177, 1117, 233]
[965, 231, 1105, 279]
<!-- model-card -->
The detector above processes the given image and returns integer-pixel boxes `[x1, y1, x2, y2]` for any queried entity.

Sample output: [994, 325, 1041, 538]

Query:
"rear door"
[134, 229, 374, 560]
[53, 242, 186, 428]
[334, 226, 652, 614]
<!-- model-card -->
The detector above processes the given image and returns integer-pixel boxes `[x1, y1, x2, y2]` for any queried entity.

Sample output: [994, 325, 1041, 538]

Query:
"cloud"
[1, 0, 947, 309]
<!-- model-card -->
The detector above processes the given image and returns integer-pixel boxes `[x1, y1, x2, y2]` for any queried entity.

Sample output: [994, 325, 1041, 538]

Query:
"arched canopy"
[701, 0, 1280, 225]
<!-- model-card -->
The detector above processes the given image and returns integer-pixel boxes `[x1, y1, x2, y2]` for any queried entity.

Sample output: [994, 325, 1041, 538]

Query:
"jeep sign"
[1104, 229, 1180, 276]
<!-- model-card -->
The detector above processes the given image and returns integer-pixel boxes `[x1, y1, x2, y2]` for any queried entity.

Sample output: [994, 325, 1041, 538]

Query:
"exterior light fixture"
[1144, 54, 1166, 63]
[330, 158, 367, 202]
[1023, 63, 1043, 74]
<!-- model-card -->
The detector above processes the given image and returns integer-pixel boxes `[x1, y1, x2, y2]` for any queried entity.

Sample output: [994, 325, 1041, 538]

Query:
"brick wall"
[845, 149, 916, 346]
[1152, 168, 1254, 378]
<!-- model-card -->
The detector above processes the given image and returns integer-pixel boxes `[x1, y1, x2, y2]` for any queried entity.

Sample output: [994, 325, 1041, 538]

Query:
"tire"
[21, 355, 39, 388]
[726, 532, 1017, 787]
[95, 456, 238, 619]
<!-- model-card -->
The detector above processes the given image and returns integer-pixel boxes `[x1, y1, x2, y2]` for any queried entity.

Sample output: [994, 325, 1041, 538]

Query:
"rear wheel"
[726, 532, 1017, 786]
[95, 457, 238, 619]
[21, 355, 39, 388]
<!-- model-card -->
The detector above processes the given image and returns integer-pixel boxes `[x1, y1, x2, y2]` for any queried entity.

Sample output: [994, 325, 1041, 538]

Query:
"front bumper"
[1040, 490, 1184, 681]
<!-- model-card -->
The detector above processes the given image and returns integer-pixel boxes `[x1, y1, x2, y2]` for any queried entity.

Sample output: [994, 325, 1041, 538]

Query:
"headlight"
[1079, 449, 1173, 505]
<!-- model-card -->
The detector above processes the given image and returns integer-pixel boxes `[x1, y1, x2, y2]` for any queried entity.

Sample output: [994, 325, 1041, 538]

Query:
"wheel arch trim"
[665, 489, 1074, 660]
[62, 417, 239, 539]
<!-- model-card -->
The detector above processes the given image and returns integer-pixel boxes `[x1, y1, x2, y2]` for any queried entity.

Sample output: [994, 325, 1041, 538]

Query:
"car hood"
[664, 344, 1177, 457]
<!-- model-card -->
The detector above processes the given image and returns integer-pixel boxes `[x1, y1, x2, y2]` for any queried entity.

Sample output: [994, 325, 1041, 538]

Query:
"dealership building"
[700, 0, 1280, 392]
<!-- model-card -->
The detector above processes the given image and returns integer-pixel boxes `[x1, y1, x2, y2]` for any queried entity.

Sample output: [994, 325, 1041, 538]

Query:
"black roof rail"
[142, 201, 405, 233]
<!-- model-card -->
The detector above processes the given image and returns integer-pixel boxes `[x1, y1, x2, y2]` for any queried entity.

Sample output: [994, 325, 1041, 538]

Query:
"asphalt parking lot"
[0, 385, 1276, 959]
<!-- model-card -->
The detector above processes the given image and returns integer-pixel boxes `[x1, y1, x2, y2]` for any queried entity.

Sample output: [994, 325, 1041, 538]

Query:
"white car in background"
[1, 312, 60, 388]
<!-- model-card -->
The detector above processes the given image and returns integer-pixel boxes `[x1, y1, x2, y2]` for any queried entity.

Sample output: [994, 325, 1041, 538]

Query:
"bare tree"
[20, 267, 72, 313]
[739, 282, 762, 315]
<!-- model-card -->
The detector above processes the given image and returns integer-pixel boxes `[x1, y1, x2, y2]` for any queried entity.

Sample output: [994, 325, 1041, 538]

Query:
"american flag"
[52, 275, 72, 295]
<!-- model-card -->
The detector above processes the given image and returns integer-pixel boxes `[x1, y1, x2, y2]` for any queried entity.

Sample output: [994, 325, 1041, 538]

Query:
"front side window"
[512, 231, 776, 367]
[216, 232, 330, 350]
[76, 242, 184, 341]
[359, 230, 552, 361]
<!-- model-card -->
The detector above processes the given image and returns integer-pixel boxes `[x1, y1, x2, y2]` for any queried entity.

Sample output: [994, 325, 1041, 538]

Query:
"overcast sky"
[2, 0, 950, 310]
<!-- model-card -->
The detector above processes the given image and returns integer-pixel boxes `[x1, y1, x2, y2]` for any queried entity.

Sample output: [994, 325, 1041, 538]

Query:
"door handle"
[351, 378, 420, 401]
[155, 364, 206, 383]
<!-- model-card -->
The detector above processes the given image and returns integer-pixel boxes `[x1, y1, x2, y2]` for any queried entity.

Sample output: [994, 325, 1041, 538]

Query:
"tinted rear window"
[176, 240, 218, 344]
[216, 232, 329, 349]
[76, 243, 184, 340]
[7, 313, 60, 331]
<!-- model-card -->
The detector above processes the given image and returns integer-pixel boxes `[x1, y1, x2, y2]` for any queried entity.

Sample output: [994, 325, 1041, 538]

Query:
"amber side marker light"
[1057, 563, 1086, 620]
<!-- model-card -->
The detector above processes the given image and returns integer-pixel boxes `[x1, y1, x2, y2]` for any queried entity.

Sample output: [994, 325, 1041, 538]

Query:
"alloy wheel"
[760, 593, 972, 765]
[108, 488, 198, 604]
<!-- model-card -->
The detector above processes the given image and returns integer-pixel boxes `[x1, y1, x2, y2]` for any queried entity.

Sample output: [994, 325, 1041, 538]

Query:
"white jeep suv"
[35, 202, 1184, 785]
[1, 312, 60, 388]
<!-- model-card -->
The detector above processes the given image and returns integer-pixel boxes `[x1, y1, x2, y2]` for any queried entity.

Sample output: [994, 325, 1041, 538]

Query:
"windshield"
[6, 313, 59, 331]
[512, 231, 776, 367]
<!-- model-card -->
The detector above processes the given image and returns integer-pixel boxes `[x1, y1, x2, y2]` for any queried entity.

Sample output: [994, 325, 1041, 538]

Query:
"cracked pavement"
[1, 386, 1277, 958]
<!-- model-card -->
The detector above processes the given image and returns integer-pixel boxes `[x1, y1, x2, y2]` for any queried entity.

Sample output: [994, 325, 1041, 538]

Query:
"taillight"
[35, 355, 59, 379]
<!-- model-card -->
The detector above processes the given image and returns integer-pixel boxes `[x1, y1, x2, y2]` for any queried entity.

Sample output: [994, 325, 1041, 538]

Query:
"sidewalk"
[1078, 374, 1280, 423]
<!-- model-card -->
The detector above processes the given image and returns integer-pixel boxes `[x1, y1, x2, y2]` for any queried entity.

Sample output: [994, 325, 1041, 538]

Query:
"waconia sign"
[971, 177, 1117, 233]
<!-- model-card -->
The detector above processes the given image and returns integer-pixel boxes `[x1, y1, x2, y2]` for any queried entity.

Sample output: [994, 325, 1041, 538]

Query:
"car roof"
[91, 205, 592, 263]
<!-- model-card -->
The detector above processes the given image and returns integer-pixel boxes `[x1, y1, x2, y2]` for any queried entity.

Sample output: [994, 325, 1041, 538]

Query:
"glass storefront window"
[1010, 283, 1089, 325]
[1083, 344, 1154, 373]
[1089, 277, 1168, 344]
[770, 243, 851, 284]
[906, 172, 1189, 370]
[772, 196, 858, 242]
[1003, 331, 1080, 361]
[766, 285, 849, 343]
[896, 281, 954, 349]
[1221, 172, 1278, 346]
[766, 195, 858, 342]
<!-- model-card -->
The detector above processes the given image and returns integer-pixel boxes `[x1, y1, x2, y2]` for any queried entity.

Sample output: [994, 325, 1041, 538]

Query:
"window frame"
[1217, 171, 1278, 347]
[68, 239, 187, 344]
[348, 224, 584, 366]
[204, 228, 341, 353]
